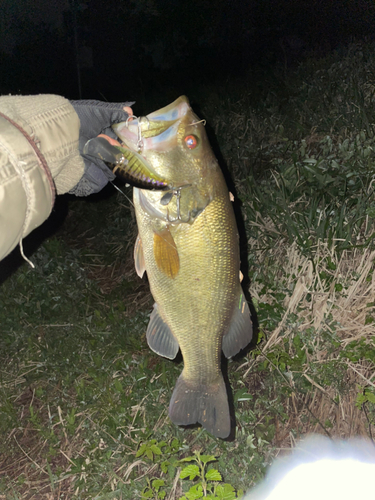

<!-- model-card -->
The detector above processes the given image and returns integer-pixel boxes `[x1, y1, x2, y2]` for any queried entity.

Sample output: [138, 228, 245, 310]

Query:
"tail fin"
[169, 373, 231, 438]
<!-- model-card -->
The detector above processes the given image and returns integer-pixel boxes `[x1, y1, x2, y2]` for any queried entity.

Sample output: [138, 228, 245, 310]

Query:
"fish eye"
[184, 135, 198, 149]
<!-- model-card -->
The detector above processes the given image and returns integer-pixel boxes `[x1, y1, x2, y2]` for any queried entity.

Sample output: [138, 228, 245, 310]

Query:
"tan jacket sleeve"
[0, 94, 85, 262]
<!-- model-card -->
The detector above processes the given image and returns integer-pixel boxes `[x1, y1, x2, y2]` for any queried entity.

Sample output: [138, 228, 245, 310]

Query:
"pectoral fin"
[153, 227, 180, 278]
[147, 304, 179, 359]
[134, 234, 146, 278]
[222, 291, 253, 358]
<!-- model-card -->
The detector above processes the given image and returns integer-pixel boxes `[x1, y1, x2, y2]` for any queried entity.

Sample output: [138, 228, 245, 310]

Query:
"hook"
[125, 114, 137, 127]
[137, 116, 150, 153]
[125, 115, 150, 154]
[165, 187, 191, 223]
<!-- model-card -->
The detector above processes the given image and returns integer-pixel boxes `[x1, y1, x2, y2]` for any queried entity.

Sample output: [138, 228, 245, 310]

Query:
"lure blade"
[160, 190, 174, 206]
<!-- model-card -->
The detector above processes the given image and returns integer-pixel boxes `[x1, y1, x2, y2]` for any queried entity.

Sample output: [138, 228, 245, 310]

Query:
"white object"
[244, 435, 375, 500]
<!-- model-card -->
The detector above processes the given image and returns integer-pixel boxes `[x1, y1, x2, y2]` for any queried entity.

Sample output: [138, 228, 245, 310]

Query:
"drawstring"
[0, 111, 56, 267]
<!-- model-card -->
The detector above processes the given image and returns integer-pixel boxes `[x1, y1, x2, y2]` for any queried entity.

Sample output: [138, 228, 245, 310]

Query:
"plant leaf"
[136, 443, 147, 458]
[199, 455, 217, 465]
[205, 469, 222, 481]
[161, 460, 169, 473]
[152, 479, 165, 490]
[180, 464, 200, 480]
[184, 484, 204, 499]
[141, 489, 153, 499]
[215, 484, 237, 500]
[365, 390, 375, 404]
[151, 444, 162, 455]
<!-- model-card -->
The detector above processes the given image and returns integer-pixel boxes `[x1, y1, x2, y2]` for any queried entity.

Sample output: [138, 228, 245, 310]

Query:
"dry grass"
[0, 391, 77, 499]
[255, 243, 375, 350]
[242, 221, 375, 446]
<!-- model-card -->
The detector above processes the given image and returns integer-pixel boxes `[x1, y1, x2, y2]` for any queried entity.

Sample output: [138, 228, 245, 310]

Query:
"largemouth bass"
[113, 96, 253, 438]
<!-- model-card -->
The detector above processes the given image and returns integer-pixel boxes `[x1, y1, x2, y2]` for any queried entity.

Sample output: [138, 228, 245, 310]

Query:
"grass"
[1, 40, 375, 498]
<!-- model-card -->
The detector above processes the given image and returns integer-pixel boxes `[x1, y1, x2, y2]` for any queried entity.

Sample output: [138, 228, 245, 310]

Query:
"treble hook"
[137, 116, 150, 153]
[125, 115, 150, 154]
[125, 114, 137, 127]
[165, 187, 191, 223]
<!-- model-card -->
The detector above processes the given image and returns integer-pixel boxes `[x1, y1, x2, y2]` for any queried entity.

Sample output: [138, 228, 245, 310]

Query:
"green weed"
[179, 452, 243, 500]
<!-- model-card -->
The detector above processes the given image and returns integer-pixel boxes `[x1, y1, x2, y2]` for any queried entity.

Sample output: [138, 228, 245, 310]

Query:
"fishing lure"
[83, 136, 170, 190]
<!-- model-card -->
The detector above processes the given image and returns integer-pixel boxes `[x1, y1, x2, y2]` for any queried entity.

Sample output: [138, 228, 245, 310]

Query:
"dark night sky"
[1, 0, 375, 103]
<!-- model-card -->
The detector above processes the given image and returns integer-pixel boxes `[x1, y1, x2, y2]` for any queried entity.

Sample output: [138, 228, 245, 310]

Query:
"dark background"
[1, 0, 375, 108]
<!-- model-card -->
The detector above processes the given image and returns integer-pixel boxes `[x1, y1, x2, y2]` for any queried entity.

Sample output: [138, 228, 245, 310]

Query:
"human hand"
[69, 100, 134, 196]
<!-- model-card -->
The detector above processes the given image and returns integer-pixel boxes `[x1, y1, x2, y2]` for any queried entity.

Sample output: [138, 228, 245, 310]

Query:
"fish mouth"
[112, 96, 190, 153]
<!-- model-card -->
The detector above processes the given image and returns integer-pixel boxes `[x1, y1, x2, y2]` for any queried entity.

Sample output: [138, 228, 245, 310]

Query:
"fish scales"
[113, 96, 253, 437]
[135, 194, 238, 383]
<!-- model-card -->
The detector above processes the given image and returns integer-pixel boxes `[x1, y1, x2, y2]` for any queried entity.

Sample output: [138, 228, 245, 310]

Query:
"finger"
[97, 133, 122, 147]
[123, 106, 133, 116]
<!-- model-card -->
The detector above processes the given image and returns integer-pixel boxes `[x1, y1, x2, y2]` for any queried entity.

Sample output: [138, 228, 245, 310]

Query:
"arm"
[0, 94, 131, 263]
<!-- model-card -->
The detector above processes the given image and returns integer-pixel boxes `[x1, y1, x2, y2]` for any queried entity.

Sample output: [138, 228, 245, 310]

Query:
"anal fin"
[146, 304, 179, 359]
[222, 291, 253, 358]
